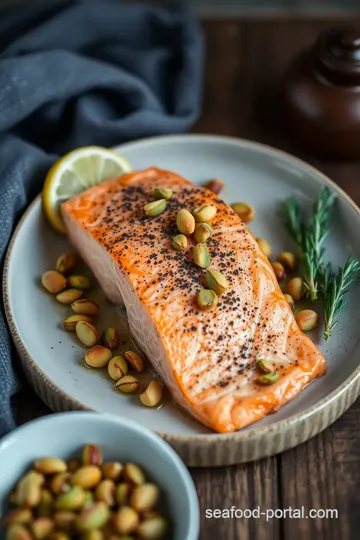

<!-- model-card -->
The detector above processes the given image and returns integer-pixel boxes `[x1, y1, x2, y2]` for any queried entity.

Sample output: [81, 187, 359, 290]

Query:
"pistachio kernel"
[35, 457, 67, 475]
[193, 244, 211, 269]
[116, 483, 130, 506]
[205, 268, 229, 295]
[1, 508, 32, 527]
[193, 205, 217, 223]
[30, 516, 55, 539]
[284, 293, 295, 311]
[113, 507, 139, 535]
[197, 289, 218, 311]
[171, 234, 188, 252]
[102, 462, 123, 482]
[140, 381, 163, 408]
[68, 275, 92, 290]
[137, 513, 167, 539]
[82, 445, 103, 467]
[123, 464, 145, 486]
[101, 326, 120, 350]
[5, 524, 33, 540]
[71, 466, 102, 490]
[56, 253, 77, 275]
[71, 299, 99, 316]
[257, 372, 280, 385]
[123, 351, 144, 373]
[76, 321, 100, 348]
[41, 271, 67, 294]
[204, 178, 224, 195]
[85, 346, 112, 369]
[108, 356, 128, 381]
[194, 223, 213, 244]
[176, 209, 195, 235]
[256, 238, 272, 258]
[63, 314, 93, 332]
[285, 277, 306, 301]
[277, 251, 296, 273]
[115, 375, 140, 394]
[256, 359, 275, 374]
[76, 502, 110, 532]
[56, 289, 84, 304]
[231, 202, 255, 223]
[144, 199, 166, 217]
[295, 309, 319, 332]
[55, 486, 85, 511]
[129, 484, 159, 513]
[271, 261, 286, 282]
[152, 187, 173, 200]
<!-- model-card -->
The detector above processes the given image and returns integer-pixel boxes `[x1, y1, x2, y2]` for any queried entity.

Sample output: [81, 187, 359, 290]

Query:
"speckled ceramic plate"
[4, 135, 360, 467]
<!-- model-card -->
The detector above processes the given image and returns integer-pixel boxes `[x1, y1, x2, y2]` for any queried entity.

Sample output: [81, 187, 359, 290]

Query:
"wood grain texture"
[15, 16, 360, 540]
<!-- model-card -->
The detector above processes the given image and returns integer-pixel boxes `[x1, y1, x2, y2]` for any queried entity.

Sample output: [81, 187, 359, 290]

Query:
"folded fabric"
[0, 0, 203, 436]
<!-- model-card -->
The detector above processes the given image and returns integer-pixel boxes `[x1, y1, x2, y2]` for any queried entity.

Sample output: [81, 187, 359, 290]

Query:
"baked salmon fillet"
[62, 167, 326, 433]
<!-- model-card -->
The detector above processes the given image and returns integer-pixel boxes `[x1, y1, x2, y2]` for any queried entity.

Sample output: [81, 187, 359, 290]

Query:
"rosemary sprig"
[283, 187, 336, 300]
[321, 256, 360, 340]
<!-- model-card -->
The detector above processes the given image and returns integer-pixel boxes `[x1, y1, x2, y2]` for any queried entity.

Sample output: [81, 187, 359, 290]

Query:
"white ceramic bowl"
[0, 412, 199, 539]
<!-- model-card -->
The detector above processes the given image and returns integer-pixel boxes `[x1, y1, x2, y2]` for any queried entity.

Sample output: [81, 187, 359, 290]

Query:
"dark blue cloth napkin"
[0, 0, 203, 436]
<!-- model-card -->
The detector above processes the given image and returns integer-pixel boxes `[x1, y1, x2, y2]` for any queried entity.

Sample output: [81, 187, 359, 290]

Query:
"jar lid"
[315, 27, 360, 84]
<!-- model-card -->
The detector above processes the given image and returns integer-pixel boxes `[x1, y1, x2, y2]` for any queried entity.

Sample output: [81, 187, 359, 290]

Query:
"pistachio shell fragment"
[76, 502, 110, 532]
[56, 288, 84, 304]
[71, 466, 102, 489]
[231, 202, 255, 223]
[256, 359, 275, 374]
[205, 269, 229, 295]
[85, 346, 112, 368]
[176, 209, 195, 235]
[285, 277, 305, 301]
[194, 223, 213, 243]
[193, 243, 211, 268]
[95, 479, 116, 506]
[53, 511, 77, 530]
[137, 513, 167, 539]
[42, 271, 67, 294]
[102, 462, 123, 482]
[30, 517, 54, 539]
[71, 299, 99, 316]
[1, 508, 32, 527]
[101, 327, 120, 350]
[115, 375, 140, 394]
[108, 356, 128, 381]
[197, 289, 218, 311]
[193, 205, 217, 223]
[257, 372, 280, 385]
[295, 309, 319, 332]
[271, 261, 286, 282]
[130, 484, 159, 513]
[63, 314, 92, 332]
[68, 275, 92, 290]
[55, 487, 85, 511]
[76, 321, 100, 348]
[171, 234, 188, 252]
[56, 253, 77, 275]
[123, 464, 145, 486]
[35, 457, 67, 475]
[284, 293, 295, 311]
[140, 381, 163, 408]
[204, 178, 224, 195]
[116, 483, 130, 506]
[82, 445, 103, 467]
[123, 351, 144, 373]
[6, 524, 32, 540]
[152, 187, 173, 200]
[144, 199, 166, 217]
[277, 251, 296, 273]
[256, 238, 272, 258]
[113, 507, 139, 535]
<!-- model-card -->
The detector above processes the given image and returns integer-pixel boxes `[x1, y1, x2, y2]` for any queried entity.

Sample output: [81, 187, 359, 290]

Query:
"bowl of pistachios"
[0, 411, 199, 540]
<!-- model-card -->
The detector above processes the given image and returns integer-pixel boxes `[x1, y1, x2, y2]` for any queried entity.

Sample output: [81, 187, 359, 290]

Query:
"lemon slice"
[43, 146, 132, 233]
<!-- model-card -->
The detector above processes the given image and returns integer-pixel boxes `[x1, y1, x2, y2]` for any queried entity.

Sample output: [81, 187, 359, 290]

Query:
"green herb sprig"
[321, 256, 360, 340]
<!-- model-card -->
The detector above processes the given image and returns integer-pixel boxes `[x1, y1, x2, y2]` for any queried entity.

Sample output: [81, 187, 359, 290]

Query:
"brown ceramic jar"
[283, 27, 360, 160]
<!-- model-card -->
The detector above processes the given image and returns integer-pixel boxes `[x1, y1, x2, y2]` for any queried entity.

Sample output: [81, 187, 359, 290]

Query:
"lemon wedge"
[42, 146, 132, 233]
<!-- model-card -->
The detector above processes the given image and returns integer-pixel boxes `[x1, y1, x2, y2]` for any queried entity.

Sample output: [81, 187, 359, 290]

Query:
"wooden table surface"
[16, 16, 360, 540]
